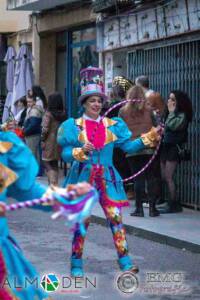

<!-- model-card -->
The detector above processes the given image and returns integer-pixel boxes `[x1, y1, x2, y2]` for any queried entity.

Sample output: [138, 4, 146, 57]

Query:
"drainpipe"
[32, 13, 40, 85]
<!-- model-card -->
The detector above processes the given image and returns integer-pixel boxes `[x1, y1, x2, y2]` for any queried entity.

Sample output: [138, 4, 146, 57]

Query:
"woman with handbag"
[159, 90, 193, 213]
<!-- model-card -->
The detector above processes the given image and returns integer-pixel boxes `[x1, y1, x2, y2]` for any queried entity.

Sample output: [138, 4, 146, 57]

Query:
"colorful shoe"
[71, 258, 84, 277]
[118, 256, 139, 274]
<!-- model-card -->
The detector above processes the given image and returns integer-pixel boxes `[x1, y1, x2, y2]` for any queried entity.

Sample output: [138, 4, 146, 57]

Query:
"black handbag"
[176, 144, 191, 161]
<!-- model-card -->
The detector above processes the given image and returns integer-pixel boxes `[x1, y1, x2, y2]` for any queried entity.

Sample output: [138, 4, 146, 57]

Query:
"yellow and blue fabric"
[57, 117, 146, 207]
[57, 116, 154, 266]
[0, 131, 50, 299]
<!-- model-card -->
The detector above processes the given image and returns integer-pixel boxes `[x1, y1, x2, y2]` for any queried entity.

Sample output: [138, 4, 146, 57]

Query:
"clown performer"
[57, 67, 162, 277]
[0, 124, 96, 300]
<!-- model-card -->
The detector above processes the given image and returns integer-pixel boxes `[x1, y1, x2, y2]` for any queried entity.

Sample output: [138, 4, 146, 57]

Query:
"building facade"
[7, 0, 200, 209]
[95, 0, 200, 209]
[7, 0, 97, 117]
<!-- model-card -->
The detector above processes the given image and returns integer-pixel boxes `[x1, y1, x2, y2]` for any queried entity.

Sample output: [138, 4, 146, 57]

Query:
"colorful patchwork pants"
[71, 203, 129, 259]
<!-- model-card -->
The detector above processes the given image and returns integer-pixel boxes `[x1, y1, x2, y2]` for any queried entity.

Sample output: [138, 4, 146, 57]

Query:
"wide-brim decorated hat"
[79, 66, 107, 105]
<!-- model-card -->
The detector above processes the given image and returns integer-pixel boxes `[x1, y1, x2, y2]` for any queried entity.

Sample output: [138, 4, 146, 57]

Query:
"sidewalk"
[92, 203, 200, 253]
[38, 175, 200, 253]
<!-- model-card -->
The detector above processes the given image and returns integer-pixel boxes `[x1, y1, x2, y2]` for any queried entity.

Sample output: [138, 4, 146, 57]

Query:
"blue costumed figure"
[57, 67, 161, 277]
[0, 125, 96, 299]
[0, 129, 52, 300]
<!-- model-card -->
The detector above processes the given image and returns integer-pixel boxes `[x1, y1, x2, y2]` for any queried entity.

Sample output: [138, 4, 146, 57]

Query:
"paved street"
[7, 205, 200, 300]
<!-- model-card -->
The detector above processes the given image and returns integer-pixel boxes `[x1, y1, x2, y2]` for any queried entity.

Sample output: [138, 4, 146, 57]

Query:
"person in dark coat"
[159, 90, 193, 213]
[41, 92, 66, 185]
[23, 94, 43, 166]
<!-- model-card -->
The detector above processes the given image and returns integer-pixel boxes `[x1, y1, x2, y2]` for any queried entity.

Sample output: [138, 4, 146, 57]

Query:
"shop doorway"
[56, 25, 98, 118]
[68, 26, 98, 117]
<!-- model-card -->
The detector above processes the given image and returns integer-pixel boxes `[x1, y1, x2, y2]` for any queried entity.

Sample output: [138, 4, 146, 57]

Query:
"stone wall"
[39, 33, 56, 97]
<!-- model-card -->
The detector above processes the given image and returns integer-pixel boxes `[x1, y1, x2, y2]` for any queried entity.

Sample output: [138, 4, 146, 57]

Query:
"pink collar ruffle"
[85, 119, 106, 150]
